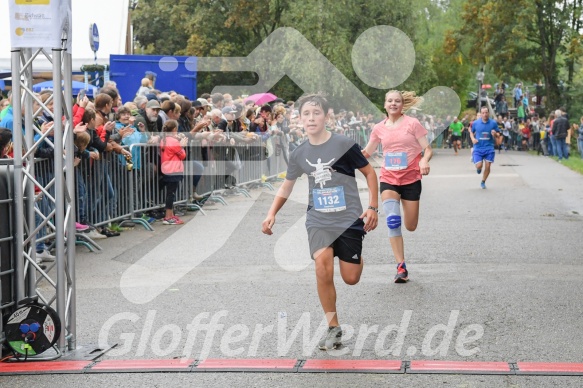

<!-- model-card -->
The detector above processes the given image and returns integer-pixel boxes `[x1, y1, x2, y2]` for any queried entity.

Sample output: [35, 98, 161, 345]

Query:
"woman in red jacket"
[160, 119, 189, 225]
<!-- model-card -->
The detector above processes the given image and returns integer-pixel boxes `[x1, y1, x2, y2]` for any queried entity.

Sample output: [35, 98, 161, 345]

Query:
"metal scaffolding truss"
[10, 42, 77, 357]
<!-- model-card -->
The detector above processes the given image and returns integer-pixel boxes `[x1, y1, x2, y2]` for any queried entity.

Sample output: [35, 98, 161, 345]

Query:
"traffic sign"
[89, 23, 99, 52]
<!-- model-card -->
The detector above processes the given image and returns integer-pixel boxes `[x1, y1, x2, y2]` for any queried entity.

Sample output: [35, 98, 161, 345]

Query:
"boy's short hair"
[116, 106, 131, 120]
[297, 94, 330, 116]
[82, 108, 96, 124]
[74, 131, 91, 152]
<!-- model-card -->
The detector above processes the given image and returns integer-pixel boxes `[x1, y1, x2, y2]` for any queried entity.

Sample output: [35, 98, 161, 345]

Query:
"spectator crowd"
[0, 78, 384, 263]
[1, 76, 582, 265]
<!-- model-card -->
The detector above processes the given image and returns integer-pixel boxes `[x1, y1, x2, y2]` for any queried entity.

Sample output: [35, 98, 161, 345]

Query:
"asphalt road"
[2, 148, 582, 387]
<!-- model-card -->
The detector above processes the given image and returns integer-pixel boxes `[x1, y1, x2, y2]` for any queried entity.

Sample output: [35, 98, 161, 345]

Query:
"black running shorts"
[307, 228, 365, 264]
[380, 180, 422, 201]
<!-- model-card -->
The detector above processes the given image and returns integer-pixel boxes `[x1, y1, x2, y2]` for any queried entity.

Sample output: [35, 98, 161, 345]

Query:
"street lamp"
[126, 1, 139, 54]
[476, 69, 484, 112]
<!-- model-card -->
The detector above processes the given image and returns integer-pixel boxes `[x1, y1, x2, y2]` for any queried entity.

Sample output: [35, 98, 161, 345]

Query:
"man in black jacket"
[551, 109, 569, 161]
[134, 99, 163, 135]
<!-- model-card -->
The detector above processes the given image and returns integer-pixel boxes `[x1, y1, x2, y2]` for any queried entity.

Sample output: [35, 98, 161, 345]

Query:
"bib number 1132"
[313, 186, 346, 212]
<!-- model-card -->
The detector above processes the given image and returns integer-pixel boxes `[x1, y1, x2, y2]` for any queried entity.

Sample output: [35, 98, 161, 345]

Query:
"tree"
[417, 0, 474, 98]
[131, 0, 448, 107]
[132, 0, 290, 95]
[449, 0, 583, 110]
[132, 0, 197, 55]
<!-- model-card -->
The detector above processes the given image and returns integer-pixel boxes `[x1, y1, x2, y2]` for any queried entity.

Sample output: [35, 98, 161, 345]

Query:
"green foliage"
[132, 0, 196, 55]
[548, 154, 583, 175]
[449, 0, 583, 111]
[80, 64, 106, 72]
[130, 0, 476, 105]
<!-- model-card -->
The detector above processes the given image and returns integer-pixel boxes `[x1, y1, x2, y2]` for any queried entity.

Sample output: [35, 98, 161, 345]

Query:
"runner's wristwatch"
[367, 206, 379, 213]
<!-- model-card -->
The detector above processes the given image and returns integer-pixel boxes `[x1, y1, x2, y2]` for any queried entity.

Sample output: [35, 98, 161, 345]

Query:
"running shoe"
[163, 216, 184, 225]
[394, 262, 409, 283]
[172, 216, 185, 224]
[36, 250, 55, 263]
[481, 181, 486, 189]
[476, 169, 481, 174]
[75, 222, 89, 232]
[83, 229, 107, 239]
[100, 227, 120, 237]
[318, 326, 342, 350]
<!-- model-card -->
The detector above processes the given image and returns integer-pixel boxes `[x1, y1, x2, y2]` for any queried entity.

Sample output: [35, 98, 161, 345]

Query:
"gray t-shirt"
[286, 133, 369, 231]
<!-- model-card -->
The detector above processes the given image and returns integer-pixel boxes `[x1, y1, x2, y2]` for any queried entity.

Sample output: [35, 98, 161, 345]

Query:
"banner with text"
[9, 0, 72, 51]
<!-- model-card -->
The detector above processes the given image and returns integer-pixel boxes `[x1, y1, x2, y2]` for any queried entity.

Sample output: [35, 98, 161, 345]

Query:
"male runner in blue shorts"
[470, 106, 501, 189]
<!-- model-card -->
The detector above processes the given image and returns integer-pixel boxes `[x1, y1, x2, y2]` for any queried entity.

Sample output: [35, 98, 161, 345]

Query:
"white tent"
[0, 0, 130, 72]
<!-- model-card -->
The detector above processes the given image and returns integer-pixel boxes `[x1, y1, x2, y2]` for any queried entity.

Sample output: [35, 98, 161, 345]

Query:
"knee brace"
[383, 199, 402, 237]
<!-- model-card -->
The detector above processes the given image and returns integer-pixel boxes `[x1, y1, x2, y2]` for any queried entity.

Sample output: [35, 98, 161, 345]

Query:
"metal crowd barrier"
[70, 124, 440, 240]
[343, 124, 371, 149]
[0, 128, 376, 345]
[35, 130, 362, 245]
[0, 160, 15, 345]
[27, 125, 443, 254]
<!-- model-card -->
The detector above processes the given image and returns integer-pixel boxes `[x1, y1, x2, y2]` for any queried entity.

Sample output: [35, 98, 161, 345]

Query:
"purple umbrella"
[245, 92, 277, 106]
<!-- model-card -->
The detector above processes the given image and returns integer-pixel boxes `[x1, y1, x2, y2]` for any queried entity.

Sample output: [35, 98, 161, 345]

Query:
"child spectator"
[136, 77, 152, 97]
[159, 119, 188, 225]
[521, 122, 531, 151]
[78, 109, 110, 238]
[115, 106, 147, 213]
[115, 106, 146, 167]
[517, 101, 526, 123]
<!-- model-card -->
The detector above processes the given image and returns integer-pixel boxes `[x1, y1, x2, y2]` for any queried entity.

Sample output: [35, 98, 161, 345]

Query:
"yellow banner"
[15, 0, 51, 4]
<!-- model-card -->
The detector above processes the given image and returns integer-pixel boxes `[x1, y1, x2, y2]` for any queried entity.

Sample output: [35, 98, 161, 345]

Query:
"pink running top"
[369, 115, 427, 186]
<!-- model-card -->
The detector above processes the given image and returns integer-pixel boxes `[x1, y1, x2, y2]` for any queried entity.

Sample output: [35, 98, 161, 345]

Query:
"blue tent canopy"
[32, 80, 98, 98]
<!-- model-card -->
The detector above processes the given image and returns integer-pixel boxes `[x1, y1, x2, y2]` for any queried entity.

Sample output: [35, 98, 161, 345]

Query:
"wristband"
[368, 206, 379, 213]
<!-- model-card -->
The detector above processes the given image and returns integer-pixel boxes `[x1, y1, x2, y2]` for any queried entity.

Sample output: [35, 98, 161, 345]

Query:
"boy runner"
[262, 94, 379, 350]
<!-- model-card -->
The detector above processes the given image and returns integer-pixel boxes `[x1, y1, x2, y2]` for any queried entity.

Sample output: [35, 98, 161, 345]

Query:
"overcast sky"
[0, 0, 129, 71]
